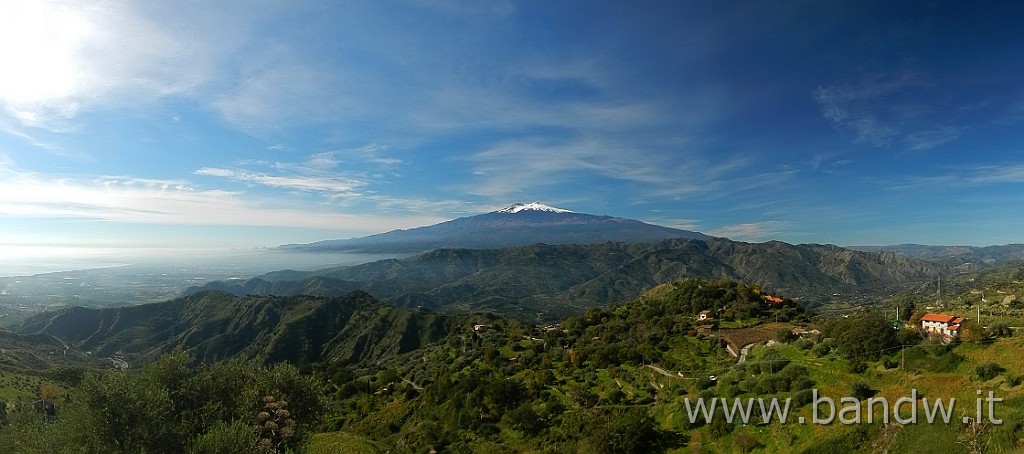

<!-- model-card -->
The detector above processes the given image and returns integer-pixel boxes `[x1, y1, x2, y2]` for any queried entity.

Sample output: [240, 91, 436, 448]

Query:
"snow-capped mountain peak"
[496, 201, 574, 214]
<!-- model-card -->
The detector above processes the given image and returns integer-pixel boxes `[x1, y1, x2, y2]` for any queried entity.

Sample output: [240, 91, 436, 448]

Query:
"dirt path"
[737, 343, 754, 364]
[402, 378, 424, 391]
[646, 364, 674, 377]
[645, 364, 689, 379]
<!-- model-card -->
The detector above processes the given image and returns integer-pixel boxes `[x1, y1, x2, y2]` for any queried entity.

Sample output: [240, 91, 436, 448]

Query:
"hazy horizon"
[0, 246, 403, 279]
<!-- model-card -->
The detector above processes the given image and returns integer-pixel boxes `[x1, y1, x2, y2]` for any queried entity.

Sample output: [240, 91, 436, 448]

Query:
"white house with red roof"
[920, 313, 964, 338]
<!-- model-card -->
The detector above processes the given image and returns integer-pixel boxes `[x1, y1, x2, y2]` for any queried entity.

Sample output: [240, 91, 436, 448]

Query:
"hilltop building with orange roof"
[920, 313, 964, 338]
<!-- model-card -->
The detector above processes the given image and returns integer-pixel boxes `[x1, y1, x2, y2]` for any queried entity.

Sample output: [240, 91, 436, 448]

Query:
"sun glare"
[0, 1, 92, 107]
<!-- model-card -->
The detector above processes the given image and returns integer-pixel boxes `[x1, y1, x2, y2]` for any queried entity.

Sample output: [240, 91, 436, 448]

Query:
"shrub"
[976, 361, 1005, 381]
[504, 404, 543, 435]
[827, 311, 897, 360]
[848, 358, 867, 374]
[757, 348, 790, 374]
[790, 376, 814, 392]
[189, 421, 259, 454]
[811, 340, 833, 357]
[987, 323, 1013, 338]
[579, 408, 660, 454]
[849, 382, 875, 400]
[760, 374, 790, 394]
[719, 383, 741, 399]
[896, 328, 923, 347]
[881, 356, 898, 369]
[793, 339, 812, 350]
[1003, 373, 1022, 387]
[774, 328, 795, 344]
[696, 375, 716, 391]
[793, 388, 815, 407]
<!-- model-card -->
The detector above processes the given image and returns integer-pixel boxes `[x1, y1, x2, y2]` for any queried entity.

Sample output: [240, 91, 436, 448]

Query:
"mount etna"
[280, 202, 710, 254]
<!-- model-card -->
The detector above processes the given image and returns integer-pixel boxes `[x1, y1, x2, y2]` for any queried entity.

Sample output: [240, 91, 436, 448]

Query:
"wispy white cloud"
[902, 126, 963, 151]
[305, 152, 342, 170]
[814, 74, 964, 151]
[814, 82, 901, 147]
[194, 167, 364, 197]
[881, 163, 1024, 190]
[966, 164, 1024, 185]
[466, 138, 667, 198]
[196, 144, 406, 199]
[364, 196, 480, 215]
[708, 221, 791, 242]
[0, 160, 440, 234]
[211, 60, 356, 134]
[461, 126, 801, 215]
[651, 218, 702, 231]
[353, 144, 403, 167]
[0, 120, 71, 155]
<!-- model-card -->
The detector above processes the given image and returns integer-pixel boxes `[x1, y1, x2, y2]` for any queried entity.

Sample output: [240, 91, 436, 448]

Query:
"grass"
[0, 369, 69, 414]
[307, 431, 384, 454]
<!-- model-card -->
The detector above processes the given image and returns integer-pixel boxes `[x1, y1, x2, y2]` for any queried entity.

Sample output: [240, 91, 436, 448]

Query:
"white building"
[920, 313, 963, 338]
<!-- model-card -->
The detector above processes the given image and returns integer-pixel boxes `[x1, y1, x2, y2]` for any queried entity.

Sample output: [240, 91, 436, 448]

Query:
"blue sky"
[1, 0, 1023, 263]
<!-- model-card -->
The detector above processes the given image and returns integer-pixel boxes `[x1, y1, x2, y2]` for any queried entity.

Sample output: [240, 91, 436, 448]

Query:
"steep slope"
[0, 329, 99, 372]
[281, 202, 709, 253]
[17, 291, 462, 366]
[191, 276, 363, 298]
[192, 238, 950, 321]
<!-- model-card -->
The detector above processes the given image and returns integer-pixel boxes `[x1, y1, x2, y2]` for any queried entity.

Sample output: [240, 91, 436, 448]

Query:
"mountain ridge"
[194, 238, 951, 321]
[850, 243, 1024, 270]
[16, 290, 465, 366]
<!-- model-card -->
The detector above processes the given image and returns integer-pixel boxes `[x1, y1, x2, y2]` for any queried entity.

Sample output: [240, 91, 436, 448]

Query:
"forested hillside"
[17, 291, 463, 366]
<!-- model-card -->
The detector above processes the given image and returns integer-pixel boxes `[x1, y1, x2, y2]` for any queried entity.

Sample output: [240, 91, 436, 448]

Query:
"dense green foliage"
[822, 310, 898, 360]
[0, 353, 325, 453]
